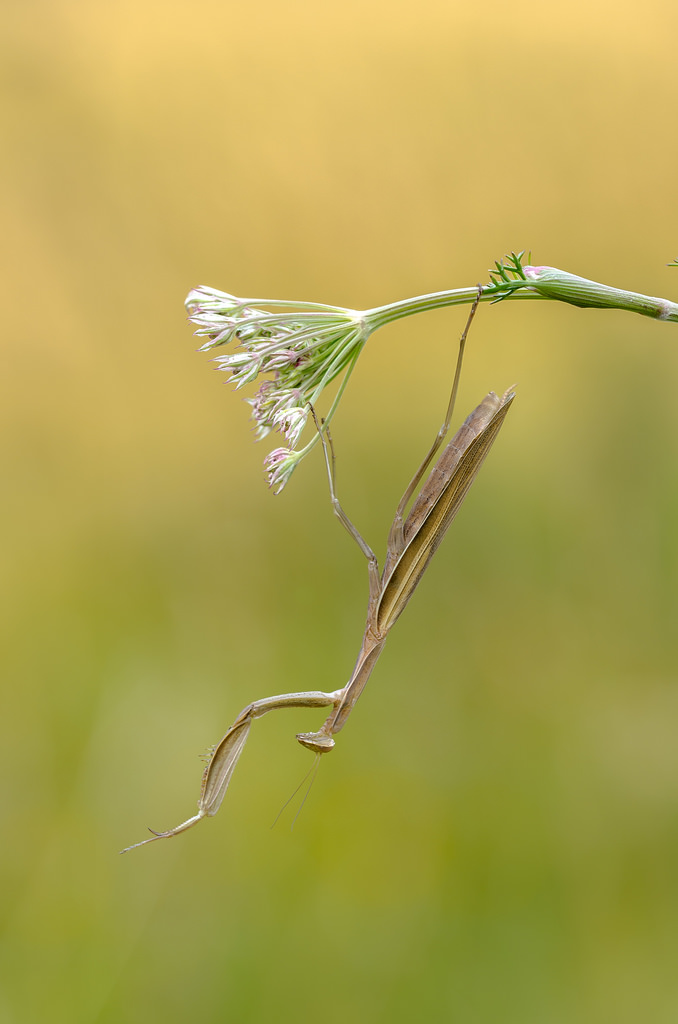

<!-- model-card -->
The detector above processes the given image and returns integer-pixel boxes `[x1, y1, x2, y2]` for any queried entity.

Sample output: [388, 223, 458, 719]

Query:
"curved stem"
[364, 283, 542, 332]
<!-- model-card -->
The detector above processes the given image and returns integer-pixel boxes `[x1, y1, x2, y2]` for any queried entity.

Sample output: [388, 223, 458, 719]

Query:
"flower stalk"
[187, 253, 678, 490]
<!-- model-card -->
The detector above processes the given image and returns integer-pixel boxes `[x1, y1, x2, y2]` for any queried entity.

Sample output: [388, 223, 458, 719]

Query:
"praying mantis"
[121, 291, 514, 852]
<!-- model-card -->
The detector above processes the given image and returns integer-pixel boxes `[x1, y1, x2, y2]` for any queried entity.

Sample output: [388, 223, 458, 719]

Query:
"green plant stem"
[363, 268, 678, 334]
[522, 267, 678, 321]
[364, 283, 541, 331]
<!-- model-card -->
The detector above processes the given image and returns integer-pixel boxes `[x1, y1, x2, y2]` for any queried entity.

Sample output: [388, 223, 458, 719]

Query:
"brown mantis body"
[122, 295, 514, 852]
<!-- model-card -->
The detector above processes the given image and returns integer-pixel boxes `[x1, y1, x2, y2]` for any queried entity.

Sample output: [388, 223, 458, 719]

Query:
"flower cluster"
[187, 257, 678, 490]
[186, 287, 370, 490]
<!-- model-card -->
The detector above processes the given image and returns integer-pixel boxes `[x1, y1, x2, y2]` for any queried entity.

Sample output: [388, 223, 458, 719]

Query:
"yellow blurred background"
[3, 1, 678, 1021]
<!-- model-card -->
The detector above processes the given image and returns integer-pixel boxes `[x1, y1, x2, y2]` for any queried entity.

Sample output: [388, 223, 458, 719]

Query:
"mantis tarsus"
[121, 292, 514, 852]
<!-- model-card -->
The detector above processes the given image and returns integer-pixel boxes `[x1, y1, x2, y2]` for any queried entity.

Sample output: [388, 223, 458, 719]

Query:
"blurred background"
[2, 1, 678, 1021]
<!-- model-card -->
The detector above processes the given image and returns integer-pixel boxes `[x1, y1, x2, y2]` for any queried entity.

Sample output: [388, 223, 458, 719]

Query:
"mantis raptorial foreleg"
[120, 689, 343, 852]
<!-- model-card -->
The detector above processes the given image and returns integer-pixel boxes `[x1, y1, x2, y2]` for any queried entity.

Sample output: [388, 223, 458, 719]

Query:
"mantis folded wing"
[121, 304, 514, 852]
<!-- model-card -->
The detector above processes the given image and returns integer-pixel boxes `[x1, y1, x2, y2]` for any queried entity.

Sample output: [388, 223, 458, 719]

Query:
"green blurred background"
[3, 1, 678, 1021]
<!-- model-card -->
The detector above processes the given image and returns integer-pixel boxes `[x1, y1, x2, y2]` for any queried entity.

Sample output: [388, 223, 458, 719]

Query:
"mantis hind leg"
[386, 285, 484, 559]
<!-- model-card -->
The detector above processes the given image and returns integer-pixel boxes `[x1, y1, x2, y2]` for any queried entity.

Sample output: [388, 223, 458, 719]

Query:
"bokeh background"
[3, 1, 678, 1021]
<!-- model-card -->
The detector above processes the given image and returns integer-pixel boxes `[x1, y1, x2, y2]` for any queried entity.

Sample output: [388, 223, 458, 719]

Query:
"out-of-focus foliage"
[2, 2, 678, 1022]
